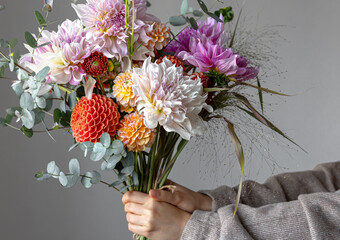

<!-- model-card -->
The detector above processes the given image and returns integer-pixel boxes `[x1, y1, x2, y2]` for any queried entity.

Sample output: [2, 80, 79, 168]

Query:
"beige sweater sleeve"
[181, 161, 340, 240]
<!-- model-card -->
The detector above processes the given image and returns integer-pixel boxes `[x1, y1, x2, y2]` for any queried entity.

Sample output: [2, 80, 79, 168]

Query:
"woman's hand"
[122, 191, 191, 240]
[149, 181, 212, 213]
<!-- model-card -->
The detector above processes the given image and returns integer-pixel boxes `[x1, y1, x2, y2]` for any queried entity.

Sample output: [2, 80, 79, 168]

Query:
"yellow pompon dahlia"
[146, 22, 171, 51]
[117, 112, 156, 152]
[112, 71, 137, 113]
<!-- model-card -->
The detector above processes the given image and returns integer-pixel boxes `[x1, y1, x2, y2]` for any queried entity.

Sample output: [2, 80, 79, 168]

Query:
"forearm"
[200, 161, 340, 210]
[182, 190, 340, 240]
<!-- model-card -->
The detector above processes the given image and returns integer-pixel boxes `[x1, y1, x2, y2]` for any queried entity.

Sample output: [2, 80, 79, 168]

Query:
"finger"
[125, 202, 145, 215]
[126, 213, 146, 226]
[149, 189, 181, 206]
[128, 223, 149, 238]
[122, 191, 149, 204]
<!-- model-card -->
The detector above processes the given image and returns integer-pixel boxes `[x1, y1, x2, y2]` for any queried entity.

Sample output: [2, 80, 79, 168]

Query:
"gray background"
[1, 0, 340, 239]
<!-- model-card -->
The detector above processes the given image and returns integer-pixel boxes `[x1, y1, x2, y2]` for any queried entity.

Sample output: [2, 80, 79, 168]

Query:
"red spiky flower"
[157, 55, 185, 71]
[191, 72, 214, 104]
[70, 94, 120, 143]
[81, 51, 109, 76]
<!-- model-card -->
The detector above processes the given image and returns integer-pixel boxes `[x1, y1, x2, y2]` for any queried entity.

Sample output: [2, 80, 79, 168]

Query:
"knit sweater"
[181, 161, 340, 240]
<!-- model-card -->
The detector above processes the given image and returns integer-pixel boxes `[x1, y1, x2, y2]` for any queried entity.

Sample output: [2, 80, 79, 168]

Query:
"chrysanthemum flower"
[82, 51, 109, 76]
[71, 94, 120, 143]
[131, 57, 212, 140]
[112, 70, 137, 112]
[20, 19, 97, 85]
[178, 39, 259, 81]
[146, 22, 170, 51]
[72, 0, 159, 70]
[166, 15, 228, 55]
[178, 39, 239, 76]
[117, 111, 156, 152]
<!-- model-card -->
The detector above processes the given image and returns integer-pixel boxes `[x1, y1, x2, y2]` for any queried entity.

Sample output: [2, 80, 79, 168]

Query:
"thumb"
[149, 189, 176, 204]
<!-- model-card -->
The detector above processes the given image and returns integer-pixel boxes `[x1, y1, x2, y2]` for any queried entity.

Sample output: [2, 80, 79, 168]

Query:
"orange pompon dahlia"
[71, 94, 120, 143]
[112, 71, 137, 113]
[117, 112, 156, 152]
[146, 22, 171, 51]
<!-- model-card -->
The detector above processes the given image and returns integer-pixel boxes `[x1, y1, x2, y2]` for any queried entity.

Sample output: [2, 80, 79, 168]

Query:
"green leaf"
[36, 66, 50, 81]
[21, 109, 35, 129]
[60, 99, 66, 113]
[0, 39, 8, 48]
[111, 140, 125, 155]
[68, 91, 77, 110]
[214, 6, 234, 22]
[36, 96, 46, 109]
[13, 50, 20, 63]
[35, 10, 46, 26]
[192, 10, 203, 17]
[188, 17, 198, 30]
[197, 0, 222, 22]
[180, 0, 188, 15]
[5, 114, 12, 125]
[20, 92, 34, 110]
[35, 171, 52, 181]
[47, 161, 60, 178]
[0, 118, 6, 127]
[43, 92, 53, 111]
[69, 159, 80, 176]
[81, 172, 93, 188]
[106, 155, 122, 170]
[90, 171, 101, 184]
[9, 38, 18, 49]
[59, 172, 68, 186]
[69, 142, 79, 152]
[100, 132, 111, 148]
[11, 82, 24, 97]
[53, 84, 61, 98]
[257, 77, 264, 113]
[169, 16, 187, 26]
[24, 32, 37, 48]
[0, 66, 4, 78]
[9, 57, 14, 71]
[20, 126, 33, 138]
[90, 143, 106, 161]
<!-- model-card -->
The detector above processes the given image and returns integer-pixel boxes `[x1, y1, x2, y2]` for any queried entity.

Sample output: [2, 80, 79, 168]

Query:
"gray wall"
[1, 0, 340, 239]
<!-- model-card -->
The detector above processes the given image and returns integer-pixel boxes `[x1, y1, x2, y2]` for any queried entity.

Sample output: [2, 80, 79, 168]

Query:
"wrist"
[195, 192, 212, 211]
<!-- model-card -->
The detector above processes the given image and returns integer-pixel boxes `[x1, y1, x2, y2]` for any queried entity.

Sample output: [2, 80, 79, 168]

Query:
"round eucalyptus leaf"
[20, 92, 34, 110]
[100, 132, 111, 148]
[193, 10, 203, 17]
[81, 172, 93, 188]
[111, 140, 125, 155]
[90, 171, 101, 184]
[11, 81, 24, 97]
[27, 77, 37, 90]
[69, 158, 80, 176]
[107, 154, 122, 170]
[68, 91, 77, 110]
[121, 166, 134, 176]
[125, 152, 135, 167]
[59, 172, 68, 187]
[104, 147, 114, 159]
[90, 150, 106, 162]
[109, 180, 122, 187]
[132, 172, 139, 186]
[47, 161, 56, 174]
[36, 173, 52, 181]
[93, 142, 105, 153]
[101, 161, 108, 171]
[169, 16, 187, 26]
[21, 109, 35, 129]
[119, 185, 129, 193]
[53, 84, 61, 98]
[36, 96, 47, 109]
[65, 175, 79, 188]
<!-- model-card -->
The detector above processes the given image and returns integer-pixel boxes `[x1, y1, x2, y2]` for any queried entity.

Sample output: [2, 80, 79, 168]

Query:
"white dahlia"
[131, 57, 212, 140]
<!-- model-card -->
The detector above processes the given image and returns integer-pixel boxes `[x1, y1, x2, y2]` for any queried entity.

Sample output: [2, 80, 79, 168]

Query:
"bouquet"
[0, 0, 299, 239]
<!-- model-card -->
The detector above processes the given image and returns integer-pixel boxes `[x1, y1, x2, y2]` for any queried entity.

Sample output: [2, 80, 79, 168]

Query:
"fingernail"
[150, 190, 158, 198]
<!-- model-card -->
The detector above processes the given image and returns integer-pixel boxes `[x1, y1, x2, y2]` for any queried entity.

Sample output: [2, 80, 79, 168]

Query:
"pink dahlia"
[72, 0, 158, 69]
[21, 19, 97, 85]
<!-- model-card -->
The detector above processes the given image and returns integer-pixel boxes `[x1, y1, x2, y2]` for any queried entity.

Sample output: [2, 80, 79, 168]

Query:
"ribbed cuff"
[199, 186, 237, 211]
[181, 210, 221, 240]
